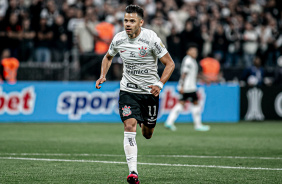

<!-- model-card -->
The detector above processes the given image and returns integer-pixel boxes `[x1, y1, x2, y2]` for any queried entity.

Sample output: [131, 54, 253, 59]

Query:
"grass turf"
[0, 122, 281, 183]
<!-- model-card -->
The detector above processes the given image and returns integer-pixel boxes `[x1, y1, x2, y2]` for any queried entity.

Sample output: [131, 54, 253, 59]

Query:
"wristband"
[154, 81, 164, 90]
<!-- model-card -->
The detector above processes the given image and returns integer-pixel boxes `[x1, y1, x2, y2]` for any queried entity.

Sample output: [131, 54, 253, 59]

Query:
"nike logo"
[120, 50, 126, 53]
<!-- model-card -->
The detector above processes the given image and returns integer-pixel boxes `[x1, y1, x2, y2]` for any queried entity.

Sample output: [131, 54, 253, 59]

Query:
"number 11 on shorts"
[148, 105, 157, 116]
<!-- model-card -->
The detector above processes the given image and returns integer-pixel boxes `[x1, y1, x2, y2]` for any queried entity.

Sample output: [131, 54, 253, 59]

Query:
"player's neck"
[128, 28, 141, 39]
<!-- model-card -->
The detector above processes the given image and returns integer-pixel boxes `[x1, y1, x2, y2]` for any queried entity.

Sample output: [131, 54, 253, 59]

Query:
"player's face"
[124, 13, 144, 39]
[187, 47, 198, 59]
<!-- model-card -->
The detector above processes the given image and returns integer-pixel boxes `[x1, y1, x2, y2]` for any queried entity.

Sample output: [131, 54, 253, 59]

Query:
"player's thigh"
[180, 91, 199, 103]
[140, 94, 159, 128]
[123, 118, 138, 132]
[119, 91, 144, 123]
[141, 123, 154, 139]
[190, 91, 199, 104]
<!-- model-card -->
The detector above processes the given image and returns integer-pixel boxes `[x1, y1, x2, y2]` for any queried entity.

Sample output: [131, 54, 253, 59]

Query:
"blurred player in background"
[164, 43, 210, 131]
[95, 5, 175, 184]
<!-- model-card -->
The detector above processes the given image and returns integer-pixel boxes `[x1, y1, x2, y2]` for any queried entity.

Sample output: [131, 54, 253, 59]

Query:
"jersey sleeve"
[150, 33, 168, 59]
[181, 58, 192, 74]
[108, 34, 119, 56]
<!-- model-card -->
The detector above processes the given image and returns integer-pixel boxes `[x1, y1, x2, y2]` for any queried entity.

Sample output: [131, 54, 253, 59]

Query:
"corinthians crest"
[138, 46, 147, 57]
[122, 105, 132, 116]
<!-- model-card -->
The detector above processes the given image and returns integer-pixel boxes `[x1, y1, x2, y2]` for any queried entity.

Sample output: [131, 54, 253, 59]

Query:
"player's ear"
[140, 19, 144, 27]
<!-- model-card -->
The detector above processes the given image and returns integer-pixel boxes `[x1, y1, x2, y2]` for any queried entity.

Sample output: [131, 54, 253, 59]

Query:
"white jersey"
[108, 28, 168, 94]
[178, 55, 198, 93]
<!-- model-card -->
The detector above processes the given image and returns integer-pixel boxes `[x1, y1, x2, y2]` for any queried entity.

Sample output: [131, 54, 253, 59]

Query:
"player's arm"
[95, 52, 114, 89]
[179, 72, 187, 94]
[149, 53, 175, 97]
[159, 53, 175, 85]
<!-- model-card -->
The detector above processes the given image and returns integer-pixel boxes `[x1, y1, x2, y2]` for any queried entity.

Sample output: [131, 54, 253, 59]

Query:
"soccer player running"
[95, 5, 175, 184]
[164, 43, 210, 132]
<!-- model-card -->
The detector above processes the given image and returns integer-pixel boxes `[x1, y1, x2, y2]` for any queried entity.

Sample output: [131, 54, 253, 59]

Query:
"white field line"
[0, 153, 282, 160]
[0, 157, 282, 171]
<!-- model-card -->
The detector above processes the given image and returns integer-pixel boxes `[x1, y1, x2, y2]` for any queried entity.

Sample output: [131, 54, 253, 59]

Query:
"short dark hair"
[186, 42, 198, 51]
[125, 5, 144, 19]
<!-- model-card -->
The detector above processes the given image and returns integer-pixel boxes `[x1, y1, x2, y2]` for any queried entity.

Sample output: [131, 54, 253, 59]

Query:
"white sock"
[124, 132, 138, 174]
[165, 103, 183, 126]
[191, 104, 202, 128]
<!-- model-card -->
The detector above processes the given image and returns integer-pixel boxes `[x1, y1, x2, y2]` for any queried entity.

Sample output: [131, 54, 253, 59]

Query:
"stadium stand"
[0, 0, 281, 85]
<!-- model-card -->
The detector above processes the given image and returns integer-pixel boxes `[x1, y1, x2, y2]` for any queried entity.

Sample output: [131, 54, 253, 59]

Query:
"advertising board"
[0, 82, 239, 122]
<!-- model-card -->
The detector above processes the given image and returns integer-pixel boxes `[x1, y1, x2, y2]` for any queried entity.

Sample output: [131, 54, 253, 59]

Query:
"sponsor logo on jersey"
[0, 86, 36, 115]
[130, 52, 136, 57]
[122, 105, 132, 116]
[110, 43, 114, 50]
[116, 38, 127, 46]
[138, 38, 149, 45]
[125, 64, 136, 70]
[154, 42, 163, 54]
[127, 83, 138, 89]
[160, 42, 165, 48]
[138, 46, 148, 57]
[126, 69, 149, 75]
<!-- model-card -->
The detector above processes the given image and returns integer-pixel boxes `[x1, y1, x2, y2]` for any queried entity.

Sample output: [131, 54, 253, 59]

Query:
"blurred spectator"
[75, 7, 97, 55]
[5, 13, 22, 58]
[265, 19, 280, 66]
[201, 24, 212, 58]
[18, 18, 35, 62]
[143, 0, 156, 21]
[276, 33, 282, 58]
[273, 56, 282, 86]
[256, 21, 272, 65]
[180, 19, 201, 58]
[225, 22, 241, 67]
[167, 26, 181, 81]
[66, 5, 84, 51]
[0, 12, 6, 54]
[52, 14, 68, 62]
[94, 20, 114, 80]
[242, 22, 259, 67]
[94, 21, 114, 55]
[241, 54, 264, 87]
[0, 0, 8, 18]
[167, 26, 181, 63]
[151, 13, 171, 47]
[199, 54, 222, 84]
[265, 0, 279, 19]
[212, 24, 228, 65]
[40, 0, 59, 27]
[172, 3, 189, 32]
[75, 7, 98, 79]
[0, 49, 20, 84]
[67, 6, 84, 32]
[29, 0, 44, 31]
[0, 0, 281, 81]
[249, 0, 263, 14]
[18, 0, 30, 19]
[4, 0, 20, 23]
[34, 16, 53, 62]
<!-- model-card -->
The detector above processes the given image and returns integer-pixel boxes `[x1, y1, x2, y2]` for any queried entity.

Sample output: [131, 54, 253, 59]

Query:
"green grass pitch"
[0, 122, 282, 183]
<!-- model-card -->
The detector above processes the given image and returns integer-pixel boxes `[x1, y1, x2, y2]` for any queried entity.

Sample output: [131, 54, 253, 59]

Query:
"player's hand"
[180, 88, 184, 94]
[95, 77, 106, 89]
[148, 85, 161, 97]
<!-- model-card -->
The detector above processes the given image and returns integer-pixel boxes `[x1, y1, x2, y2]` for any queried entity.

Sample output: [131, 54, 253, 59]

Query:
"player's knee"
[124, 124, 136, 132]
[143, 133, 152, 139]
[124, 121, 137, 132]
